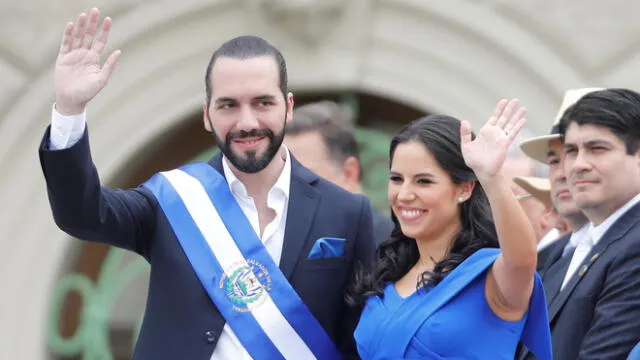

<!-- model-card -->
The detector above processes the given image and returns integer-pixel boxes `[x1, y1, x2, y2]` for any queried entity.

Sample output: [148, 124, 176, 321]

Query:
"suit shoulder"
[613, 228, 640, 258]
[313, 177, 368, 210]
[623, 222, 640, 242]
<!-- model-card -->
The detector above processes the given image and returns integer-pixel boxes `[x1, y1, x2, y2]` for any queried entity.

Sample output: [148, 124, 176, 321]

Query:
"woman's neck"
[414, 221, 461, 268]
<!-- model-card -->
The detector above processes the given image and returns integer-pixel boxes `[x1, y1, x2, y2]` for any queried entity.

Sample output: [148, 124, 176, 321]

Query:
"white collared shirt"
[567, 223, 590, 249]
[49, 106, 293, 360]
[561, 193, 640, 289]
[213, 151, 291, 360]
[560, 224, 590, 290]
[537, 228, 560, 252]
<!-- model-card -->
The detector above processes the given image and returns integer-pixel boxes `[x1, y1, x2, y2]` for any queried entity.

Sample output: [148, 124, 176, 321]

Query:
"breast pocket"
[294, 257, 351, 310]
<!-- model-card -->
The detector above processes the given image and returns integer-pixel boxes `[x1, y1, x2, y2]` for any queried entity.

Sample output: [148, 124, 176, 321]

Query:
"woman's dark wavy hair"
[346, 115, 499, 307]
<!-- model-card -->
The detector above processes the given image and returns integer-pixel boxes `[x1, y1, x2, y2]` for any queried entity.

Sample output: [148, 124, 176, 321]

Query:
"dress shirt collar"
[537, 228, 560, 251]
[587, 192, 640, 247]
[221, 146, 292, 201]
[568, 223, 590, 248]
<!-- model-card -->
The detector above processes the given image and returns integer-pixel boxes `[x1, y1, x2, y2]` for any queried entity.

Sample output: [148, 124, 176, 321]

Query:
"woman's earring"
[457, 197, 465, 203]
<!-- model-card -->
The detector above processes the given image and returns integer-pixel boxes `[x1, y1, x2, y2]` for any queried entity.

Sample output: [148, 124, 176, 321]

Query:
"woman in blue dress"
[348, 99, 552, 359]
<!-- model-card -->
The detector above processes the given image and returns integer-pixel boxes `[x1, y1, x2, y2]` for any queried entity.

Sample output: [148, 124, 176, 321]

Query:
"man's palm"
[56, 49, 106, 106]
[54, 8, 120, 115]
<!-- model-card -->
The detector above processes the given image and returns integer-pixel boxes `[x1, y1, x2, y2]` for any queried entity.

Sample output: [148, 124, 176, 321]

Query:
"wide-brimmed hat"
[513, 176, 553, 208]
[520, 87, 604, 163]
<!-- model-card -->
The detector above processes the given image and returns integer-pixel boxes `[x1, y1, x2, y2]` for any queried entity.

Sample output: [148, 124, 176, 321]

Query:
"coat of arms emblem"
[220, 259, 272, 312]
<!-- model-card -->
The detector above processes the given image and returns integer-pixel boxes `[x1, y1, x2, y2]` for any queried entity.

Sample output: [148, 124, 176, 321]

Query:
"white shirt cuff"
[49, 103, 87, 150]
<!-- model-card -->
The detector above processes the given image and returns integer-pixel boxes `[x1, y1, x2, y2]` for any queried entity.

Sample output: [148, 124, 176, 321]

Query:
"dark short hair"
[287, 100, 361, 166]
[205, 35, 288, 103]
[559, 88, 640, 154]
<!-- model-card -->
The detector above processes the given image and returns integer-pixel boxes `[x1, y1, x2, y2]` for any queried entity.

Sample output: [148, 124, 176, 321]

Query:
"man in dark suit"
[284, 100, 394, 245]
[518, 87, 640, 359]
[39, 8, 374, 360]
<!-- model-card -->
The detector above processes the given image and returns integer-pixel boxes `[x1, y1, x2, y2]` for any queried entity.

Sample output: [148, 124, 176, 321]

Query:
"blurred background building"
[1, 0, 639, 358]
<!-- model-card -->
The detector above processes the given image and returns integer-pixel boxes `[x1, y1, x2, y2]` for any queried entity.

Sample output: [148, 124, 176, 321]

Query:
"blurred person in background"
[503, 129, 559, 251]
[550, 207, 571, 235]
[285, 100, 394, 245]
[512, 176, 563, 273]
[38, 8, 375, 360]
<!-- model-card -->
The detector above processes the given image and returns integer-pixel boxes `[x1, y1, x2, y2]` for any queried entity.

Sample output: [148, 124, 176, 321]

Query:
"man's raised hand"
[55, 8, 121, 115]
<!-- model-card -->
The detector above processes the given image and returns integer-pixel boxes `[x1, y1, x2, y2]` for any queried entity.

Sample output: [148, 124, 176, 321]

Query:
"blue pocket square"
[307, 237, 346, 259]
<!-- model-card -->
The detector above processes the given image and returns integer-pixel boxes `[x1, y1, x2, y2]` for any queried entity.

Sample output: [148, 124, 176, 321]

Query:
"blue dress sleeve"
[520, 273, 553, 360]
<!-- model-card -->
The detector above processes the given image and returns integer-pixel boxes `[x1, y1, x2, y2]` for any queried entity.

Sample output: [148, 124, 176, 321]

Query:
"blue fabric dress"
[354, 248, 552, 359]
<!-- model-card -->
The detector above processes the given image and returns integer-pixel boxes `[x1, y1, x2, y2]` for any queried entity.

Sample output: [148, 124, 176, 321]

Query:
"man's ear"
[203, 101, 212, 132]
[539, 206, 554, 233]
[342, 156, 361, 184]
[285, 92, 295, 124]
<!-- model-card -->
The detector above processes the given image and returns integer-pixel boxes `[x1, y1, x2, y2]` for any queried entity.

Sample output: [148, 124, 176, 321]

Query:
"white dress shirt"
[49, 105, 292, 360]
[561, 193, 640, 290]
[537, 228, 560, 252]
[213, 150, 291, 360]
[560, 225, 591, 290]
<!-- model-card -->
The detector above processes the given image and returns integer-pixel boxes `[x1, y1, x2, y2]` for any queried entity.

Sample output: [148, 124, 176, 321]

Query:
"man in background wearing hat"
[519, 89, 598, 295]
[520, 89, 598, 238]
[512, 176, 569, 273]
[517, 88, 596, 360]
[502, 129, 559, 258]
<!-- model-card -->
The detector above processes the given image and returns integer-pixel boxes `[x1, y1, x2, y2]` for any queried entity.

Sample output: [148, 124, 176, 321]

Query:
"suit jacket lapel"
[539, 234, 571, 282]
[548, 202, 640, 322]
[548, 242, 610, 322]
[280, 157, 320, 279]
[540, 235, 569, 281]
[543, 252, 573, 305]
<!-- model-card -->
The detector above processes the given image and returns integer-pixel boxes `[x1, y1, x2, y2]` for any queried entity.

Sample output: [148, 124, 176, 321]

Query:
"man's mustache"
[227, 129, 273, 141]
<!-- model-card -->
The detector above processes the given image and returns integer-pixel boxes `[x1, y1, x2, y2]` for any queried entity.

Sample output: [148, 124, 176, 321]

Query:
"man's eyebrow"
[214, 97, 236, 104]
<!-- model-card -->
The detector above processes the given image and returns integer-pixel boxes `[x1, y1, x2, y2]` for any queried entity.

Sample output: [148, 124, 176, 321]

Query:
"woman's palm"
[460, 99, 527, 180]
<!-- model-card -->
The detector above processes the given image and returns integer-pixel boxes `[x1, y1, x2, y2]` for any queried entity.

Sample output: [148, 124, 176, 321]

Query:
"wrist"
[55, 100, 86, 116]
[476, 172, 509, 192]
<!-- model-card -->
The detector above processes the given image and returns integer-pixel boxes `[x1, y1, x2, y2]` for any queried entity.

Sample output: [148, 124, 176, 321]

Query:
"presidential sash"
[142, 162, 341, 360]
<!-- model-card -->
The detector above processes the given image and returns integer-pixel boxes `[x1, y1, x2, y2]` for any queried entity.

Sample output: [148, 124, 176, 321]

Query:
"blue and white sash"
[142, 162, 341, 360]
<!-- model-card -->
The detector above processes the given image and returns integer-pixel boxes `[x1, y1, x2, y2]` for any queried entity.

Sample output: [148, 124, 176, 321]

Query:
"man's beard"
[214, 125, 285, 174]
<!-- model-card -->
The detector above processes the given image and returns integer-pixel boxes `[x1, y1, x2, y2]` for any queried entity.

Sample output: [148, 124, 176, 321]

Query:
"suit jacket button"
[205, 330, 216, 344]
